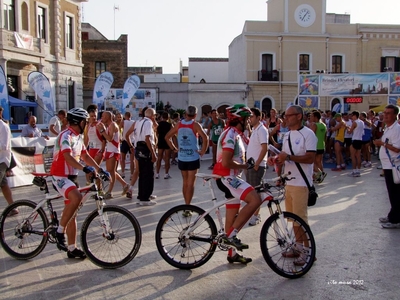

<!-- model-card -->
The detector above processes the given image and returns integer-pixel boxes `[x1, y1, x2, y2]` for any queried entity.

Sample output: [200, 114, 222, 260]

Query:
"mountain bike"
[0, 171, 141, 269]
[155, 173, 316, 279]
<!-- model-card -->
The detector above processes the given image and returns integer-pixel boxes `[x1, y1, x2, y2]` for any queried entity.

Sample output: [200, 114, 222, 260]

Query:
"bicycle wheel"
[155, 204, 218, 270]
[0, 200, 49, 260]
[80, 205, 141, 269]
[260, 211, 316, 279]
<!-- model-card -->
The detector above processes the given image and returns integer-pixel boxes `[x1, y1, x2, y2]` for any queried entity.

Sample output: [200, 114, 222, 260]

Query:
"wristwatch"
[286, 155, 291, 161]
[100, 129, 105, 133]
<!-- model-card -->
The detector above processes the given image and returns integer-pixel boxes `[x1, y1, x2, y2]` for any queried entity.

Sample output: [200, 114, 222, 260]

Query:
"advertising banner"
[7, 137, 56, 188]
[298, 96, 319, 112]
[0, 66, 10, 121]
[389, 96, 400, 106]
[92, 71, 114, 110]
[299, 74, 319, 96]
[319, 73, 389, 96]
[122, 75, 141, 108]
[389, 73, 400, 94]
[104, 88, 157, 120]
[27, 71, 55, 124]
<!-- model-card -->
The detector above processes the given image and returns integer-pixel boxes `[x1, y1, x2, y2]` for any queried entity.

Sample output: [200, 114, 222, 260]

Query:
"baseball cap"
[334, 113, 342, 118]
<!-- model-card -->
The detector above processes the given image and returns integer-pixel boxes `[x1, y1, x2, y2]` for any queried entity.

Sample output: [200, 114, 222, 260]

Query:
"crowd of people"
[2, 102, 400, 263]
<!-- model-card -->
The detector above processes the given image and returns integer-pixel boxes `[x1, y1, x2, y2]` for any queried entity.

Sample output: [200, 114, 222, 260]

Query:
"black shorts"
[352, 140, 362, 150]
[344, 138, 352, 148]
[120, 140, 131, 154]
[178, 159, 200, 171]
[361, 140, 370, 145]
[316, 149, 325, 155]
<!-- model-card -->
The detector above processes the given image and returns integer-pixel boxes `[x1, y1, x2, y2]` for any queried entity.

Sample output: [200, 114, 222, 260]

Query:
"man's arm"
[49, 124, 58, 135]
[221, 150, 247, 170]
[165, 123, 179, 151]
[194, 122, 209, 156]
[348, 121, 357, 134]
[254, 143, 268, 171]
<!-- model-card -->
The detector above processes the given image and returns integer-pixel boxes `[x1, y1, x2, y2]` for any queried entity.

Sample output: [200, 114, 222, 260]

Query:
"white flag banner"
[14, 32, 34, 51]
[27, 71, 55, 116]
[93, 71, 114, 109]
[0, 66, 10, 121]
[122, 75, 141, 108]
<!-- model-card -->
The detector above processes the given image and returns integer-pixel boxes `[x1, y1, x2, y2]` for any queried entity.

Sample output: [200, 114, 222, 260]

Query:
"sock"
[337, 165, 340, 169]
[228, 248, 237, 257]
[68, 244, 76, 252]
[227, 228, 238, 238]
[57, 226, 64, 234]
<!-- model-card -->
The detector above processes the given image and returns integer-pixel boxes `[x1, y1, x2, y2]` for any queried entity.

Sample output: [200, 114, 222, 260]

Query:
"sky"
[82, 0, 399, 74]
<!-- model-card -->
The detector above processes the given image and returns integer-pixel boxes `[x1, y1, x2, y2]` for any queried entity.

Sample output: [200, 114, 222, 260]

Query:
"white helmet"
[67, 107, 89, 124]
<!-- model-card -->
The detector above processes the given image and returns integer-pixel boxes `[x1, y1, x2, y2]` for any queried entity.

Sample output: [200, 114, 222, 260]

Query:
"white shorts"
[51, 176, 78, 202]
[216, 176, 254, 209]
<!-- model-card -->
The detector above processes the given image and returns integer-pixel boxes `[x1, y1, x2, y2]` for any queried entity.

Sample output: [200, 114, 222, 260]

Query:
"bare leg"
[1, 184, 14, 205]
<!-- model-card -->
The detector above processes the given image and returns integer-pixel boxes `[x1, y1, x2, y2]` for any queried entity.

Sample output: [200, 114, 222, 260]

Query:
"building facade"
[81, 22, 128, 110]
[0, 0, 86, 123]
[229, 0, 400, 113]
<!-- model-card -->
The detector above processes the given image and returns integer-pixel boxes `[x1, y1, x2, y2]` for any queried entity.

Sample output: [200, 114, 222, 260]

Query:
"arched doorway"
[261, 97, 272, 114]
[217, 105, 229, 120]
[201, 104, 212, 115]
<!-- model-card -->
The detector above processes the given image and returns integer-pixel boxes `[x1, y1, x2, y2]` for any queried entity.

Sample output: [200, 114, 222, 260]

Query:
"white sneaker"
[150, 195, 157, 200]
[364, 162, 372, 168]
[155, 174, 159, 179]
[248, 214, 261, 226]
[138, 200, 157, 206]
[361, 161, 367, 166]
[164, 174, 171, 179]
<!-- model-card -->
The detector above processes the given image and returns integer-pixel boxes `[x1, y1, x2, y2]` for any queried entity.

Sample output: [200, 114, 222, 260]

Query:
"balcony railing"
[0, 29, 44, 55]
[258, 70, 279, 81]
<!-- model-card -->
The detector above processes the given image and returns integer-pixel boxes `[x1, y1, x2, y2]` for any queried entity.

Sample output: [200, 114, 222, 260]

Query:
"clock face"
[294, 4, 316, 27]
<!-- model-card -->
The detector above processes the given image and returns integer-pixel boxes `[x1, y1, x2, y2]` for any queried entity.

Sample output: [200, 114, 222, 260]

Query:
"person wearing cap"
[330, 113, 347, 171]
[165, 105, 208, 212]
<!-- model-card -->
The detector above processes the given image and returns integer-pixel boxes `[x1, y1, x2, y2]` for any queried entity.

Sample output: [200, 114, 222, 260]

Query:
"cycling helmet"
[226, 104, 252, 121]
[67, 107, 89, 124]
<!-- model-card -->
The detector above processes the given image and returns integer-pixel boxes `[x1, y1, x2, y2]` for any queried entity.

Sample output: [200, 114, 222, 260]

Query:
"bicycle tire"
[260, 211, 316, 279]
[0, 200, 49, 260]
[155, 204, 218, 270]
[80, 205, 141, 269]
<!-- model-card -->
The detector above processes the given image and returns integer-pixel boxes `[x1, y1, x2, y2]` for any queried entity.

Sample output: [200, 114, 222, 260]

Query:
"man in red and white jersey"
[96, 111, 130, 199]
[51, 108, 106, 259]
[212, 104, 264, 264]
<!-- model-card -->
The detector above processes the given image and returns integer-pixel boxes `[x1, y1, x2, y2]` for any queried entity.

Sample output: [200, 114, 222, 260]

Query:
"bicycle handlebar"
[264, 172, 295, 184]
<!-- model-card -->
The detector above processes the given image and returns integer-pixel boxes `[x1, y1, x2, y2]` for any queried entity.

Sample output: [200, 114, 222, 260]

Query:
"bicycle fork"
[95, 197, 114, 241]
[268, 202, 295, 246]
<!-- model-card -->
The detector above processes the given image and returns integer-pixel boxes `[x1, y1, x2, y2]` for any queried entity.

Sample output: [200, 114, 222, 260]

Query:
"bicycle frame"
[185, 173, 294, 244]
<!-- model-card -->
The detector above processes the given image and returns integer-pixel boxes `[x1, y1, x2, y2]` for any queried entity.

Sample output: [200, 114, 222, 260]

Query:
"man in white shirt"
[246, 107, 269, 226]
[272, 105, 317, 266]
[373, 105, 400, 229]
[48, 110, 66, 137]
[0, 107, 17, 215]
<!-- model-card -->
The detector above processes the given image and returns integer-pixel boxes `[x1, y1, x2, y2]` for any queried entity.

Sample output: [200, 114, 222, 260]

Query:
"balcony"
[0, 29, 45, 57]
[258, 70, 279, 81]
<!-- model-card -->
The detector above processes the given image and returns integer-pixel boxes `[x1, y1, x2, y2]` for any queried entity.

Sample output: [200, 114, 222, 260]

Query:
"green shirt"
[315, 122, 327, 150]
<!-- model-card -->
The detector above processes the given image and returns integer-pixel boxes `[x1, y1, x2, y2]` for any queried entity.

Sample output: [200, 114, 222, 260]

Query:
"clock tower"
[267, 0, 326, 33]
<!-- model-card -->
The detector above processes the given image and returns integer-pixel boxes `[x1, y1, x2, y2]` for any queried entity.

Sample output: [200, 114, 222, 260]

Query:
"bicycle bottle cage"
[32, 176, 47, 189]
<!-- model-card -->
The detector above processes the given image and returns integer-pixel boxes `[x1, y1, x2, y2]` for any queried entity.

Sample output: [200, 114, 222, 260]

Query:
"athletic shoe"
[331, 167, 342, 171]
[379, 217, 389, 223]
[104, 193, 113, 199]
[364, 162, 372, 168]
[348, 172, 358, 177]
[121, 184, 130, 196]
[355, 171, 361, 177]
[138, 200, 157, 206]
[155, 174, 159, 179]
[221, 236, 249, 251]
[150, 195, 157, 200]
[126, 189, 133, 199]
[67, 248, 86, 259]
[182, 210, 193, 217]
[317, 172, 327, 183]
[56, 232, 68, 252]
[325, 158, 334, 164]
[164, 174, 171, 179]
[227, 254, 252, 264]
[381, 222, 400, 229]
[248, 214, 261, 226]
[171, 159, 178, 165]
[361, 161, 367, 166]
[7, 208, 19, 217]
[377, 165, 382, 169]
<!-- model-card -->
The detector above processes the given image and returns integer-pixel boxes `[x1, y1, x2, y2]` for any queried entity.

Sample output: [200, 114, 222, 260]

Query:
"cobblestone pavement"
[0, 156, 399, 299]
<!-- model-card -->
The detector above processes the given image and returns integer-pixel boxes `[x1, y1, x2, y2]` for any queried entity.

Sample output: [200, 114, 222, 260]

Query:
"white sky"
[82, 0, 399, 73]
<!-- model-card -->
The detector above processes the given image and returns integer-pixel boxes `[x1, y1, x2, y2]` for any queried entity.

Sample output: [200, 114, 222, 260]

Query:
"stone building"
[0, 0, 86, 123]
[81, 22, 127, 109]
[229, 0, 400, 113]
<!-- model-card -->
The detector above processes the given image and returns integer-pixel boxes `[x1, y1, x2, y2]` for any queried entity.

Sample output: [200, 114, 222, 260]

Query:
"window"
[3, 0, 15, 31]
[66, 16, 73, 49]
[381, 57, 400, 72]
[21, 2, 28, 31]
[95, 62, 106, 78]
[332, 55, 343, 73]
[299, 54, 310, 71]
[81, 31, 89, 41]
[259, 54, 275, 81]
[37, 6, 46, 42]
